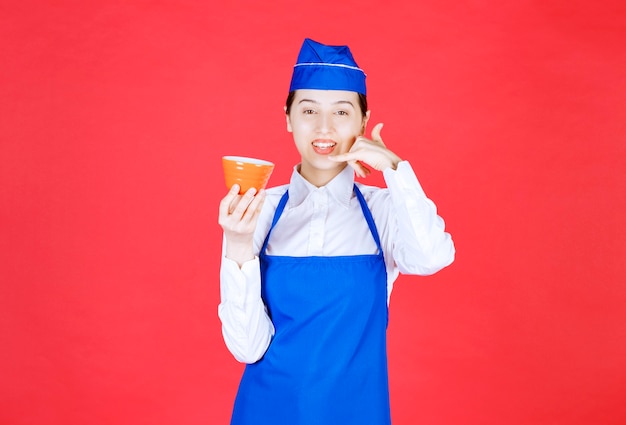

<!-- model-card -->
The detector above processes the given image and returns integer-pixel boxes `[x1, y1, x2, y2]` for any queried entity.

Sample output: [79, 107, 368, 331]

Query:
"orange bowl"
[222, 156, 275, 194]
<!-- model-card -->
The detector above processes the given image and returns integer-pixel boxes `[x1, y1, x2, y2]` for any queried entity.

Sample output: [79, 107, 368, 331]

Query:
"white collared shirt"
[219, 161, 455, 363]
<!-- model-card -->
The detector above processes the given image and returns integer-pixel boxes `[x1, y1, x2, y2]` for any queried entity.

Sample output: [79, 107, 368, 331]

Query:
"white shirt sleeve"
[218, 250, 275, 364]
[217, 187, 284, 365]
[381, 161, 455, 276]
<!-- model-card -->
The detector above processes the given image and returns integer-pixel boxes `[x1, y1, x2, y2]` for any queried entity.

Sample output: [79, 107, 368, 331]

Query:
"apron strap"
[353, 185, 383, 253]
[260, 189, 290, 255]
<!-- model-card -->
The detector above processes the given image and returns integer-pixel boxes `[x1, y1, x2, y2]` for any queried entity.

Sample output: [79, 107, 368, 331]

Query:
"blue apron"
[231, 185, 391, 425]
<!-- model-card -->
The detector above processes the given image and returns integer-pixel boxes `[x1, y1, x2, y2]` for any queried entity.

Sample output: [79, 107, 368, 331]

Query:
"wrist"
[225, 237, 255, 267]
[387, 153, 402, 170]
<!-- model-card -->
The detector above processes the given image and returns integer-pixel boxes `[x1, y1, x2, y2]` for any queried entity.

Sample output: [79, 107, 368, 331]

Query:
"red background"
[2, 1, 625, 424]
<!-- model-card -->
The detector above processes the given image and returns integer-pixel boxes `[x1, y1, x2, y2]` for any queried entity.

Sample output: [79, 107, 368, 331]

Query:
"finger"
[230, 188, 257, 219]
[349, 160, 370, 178]
[219, 184, 241, 217]
[328, 152, 356, 163]
[358, 161, 372, 176]
[242, 189, 266, 223]
[371, 123, 384, 144]
[240, 188, 265, 221]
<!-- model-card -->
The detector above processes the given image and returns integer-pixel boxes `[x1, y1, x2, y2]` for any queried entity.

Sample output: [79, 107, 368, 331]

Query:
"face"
[286, 89, 370, 185]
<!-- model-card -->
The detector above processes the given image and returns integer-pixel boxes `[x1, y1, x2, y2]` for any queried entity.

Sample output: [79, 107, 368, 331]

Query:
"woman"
[218, 38, 455, 425]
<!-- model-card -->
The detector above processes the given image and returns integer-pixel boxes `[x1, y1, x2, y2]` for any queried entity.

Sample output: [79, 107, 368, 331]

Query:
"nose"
[316, 112, 333, 134]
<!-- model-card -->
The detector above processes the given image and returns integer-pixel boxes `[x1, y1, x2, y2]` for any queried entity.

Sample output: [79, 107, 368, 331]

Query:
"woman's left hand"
[328, 123, 402, 178]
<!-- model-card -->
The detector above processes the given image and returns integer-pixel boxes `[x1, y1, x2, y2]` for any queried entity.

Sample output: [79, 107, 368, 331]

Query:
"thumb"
[371, 123, 384, 144]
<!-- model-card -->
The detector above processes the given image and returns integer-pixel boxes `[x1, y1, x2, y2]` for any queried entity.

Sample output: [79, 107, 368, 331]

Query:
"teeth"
[313, 142, 336, 148]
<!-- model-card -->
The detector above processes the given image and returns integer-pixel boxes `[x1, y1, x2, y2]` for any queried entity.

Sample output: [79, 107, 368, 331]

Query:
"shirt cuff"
[383, 160, 427, 198]
[220, 255, 262, 307]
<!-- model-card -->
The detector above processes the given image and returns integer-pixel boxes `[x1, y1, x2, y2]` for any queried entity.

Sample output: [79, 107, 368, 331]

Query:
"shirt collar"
[287, 164, 355, 209]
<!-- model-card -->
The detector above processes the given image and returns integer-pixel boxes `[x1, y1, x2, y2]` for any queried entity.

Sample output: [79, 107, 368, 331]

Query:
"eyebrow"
[298, 99, 356, 108]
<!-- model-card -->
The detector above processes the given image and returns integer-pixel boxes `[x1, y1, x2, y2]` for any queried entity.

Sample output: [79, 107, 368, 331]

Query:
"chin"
[304, 157, 339, 171]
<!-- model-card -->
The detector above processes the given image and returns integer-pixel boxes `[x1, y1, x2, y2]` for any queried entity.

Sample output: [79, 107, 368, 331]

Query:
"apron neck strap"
[353, 184, 383, 252]
[261, 190, 289, 254]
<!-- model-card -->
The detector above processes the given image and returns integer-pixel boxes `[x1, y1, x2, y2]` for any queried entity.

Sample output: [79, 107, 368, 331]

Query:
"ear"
[361, 110, 371, 135]
[285, 106, 293, 133]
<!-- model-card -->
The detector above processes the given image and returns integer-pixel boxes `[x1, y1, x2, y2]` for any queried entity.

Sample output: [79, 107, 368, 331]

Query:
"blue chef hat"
[289, 38, 367, 95]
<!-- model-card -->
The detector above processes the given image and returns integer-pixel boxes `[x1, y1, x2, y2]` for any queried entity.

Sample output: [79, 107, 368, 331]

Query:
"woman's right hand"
[218, 184, 266, 266]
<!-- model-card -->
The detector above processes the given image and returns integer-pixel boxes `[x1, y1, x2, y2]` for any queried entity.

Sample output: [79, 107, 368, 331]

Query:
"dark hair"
[285, 91, 368, 118]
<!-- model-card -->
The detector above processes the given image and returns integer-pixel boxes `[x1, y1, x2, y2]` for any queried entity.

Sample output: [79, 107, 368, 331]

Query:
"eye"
[335, 110, 349, 116]
[303, 109, 316, 115]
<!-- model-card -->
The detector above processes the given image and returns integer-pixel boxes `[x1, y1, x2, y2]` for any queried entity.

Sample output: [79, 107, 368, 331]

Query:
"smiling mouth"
[312, 140, 337, 155]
